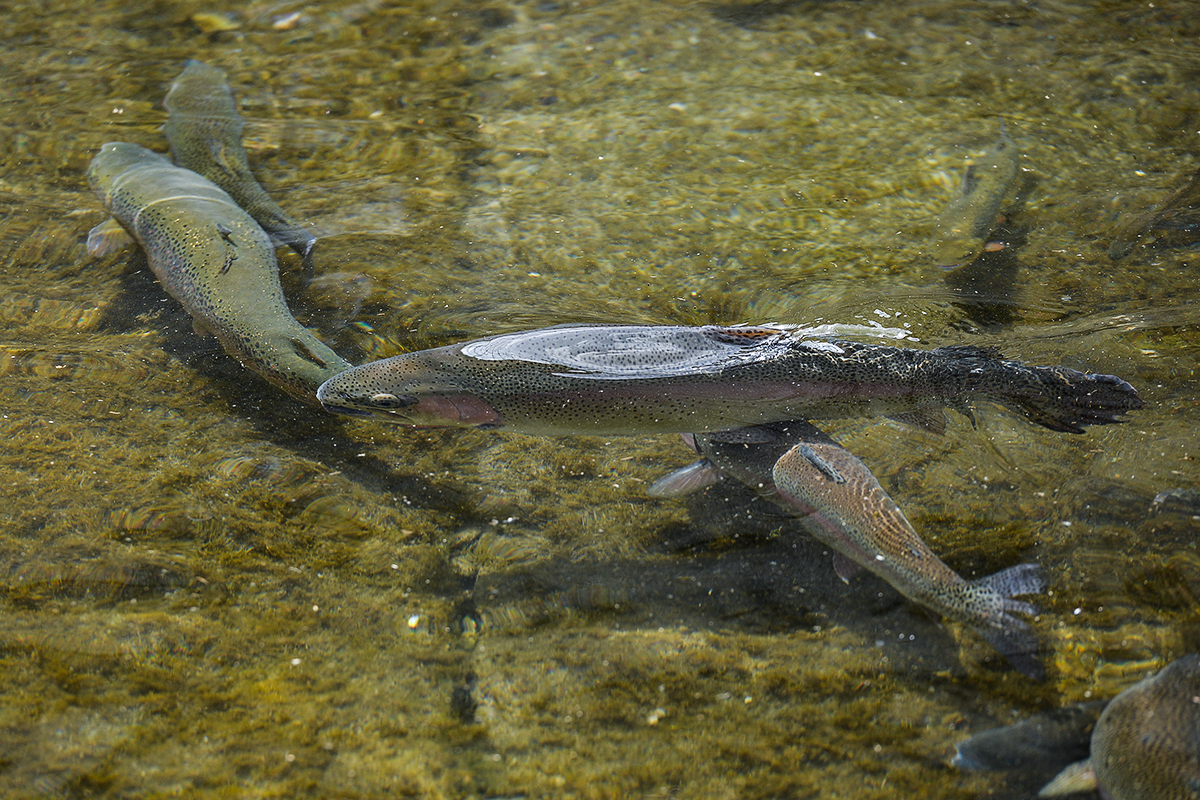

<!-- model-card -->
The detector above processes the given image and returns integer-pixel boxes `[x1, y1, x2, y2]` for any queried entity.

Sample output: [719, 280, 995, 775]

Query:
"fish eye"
[369, 393, 413, 409]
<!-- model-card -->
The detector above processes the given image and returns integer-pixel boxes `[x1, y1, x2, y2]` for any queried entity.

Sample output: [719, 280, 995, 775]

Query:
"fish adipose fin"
[969, 562, 1047, 680]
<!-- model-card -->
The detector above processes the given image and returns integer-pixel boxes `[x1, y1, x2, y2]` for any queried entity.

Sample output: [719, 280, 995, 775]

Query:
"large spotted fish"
[1039, 654, 1200, 799]
[954, 655, 1200, 797]
[648, 421, 1047, 678]
[927, 123, 1021, 268]
[87, 142, 351, 402]
[315, 324, 1142, 436]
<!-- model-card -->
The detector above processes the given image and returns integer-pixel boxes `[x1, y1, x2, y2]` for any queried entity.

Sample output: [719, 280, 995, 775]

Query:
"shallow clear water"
[1, 0, 1198, 797]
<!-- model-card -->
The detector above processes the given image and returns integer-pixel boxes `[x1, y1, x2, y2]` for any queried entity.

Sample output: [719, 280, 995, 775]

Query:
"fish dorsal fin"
[796, 443, 846, 483]
[87, 217, 133, 258]
[647, 459, 722, 498]
[1038, 759, 1097, 797]
[832, 552, 862, 584]
[932, 343, 1006, 360]
[705, 326, 787, 345]
[887, 407, 947, 434]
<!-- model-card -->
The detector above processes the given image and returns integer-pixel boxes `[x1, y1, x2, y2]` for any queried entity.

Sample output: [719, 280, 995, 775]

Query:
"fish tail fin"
[945, 347, 1145, 433]
[969, 563, 1047, 680]
[1004, 368, 1143, 432]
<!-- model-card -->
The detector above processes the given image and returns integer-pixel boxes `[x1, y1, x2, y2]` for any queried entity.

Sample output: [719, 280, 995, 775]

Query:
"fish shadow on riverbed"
[942, 202, 1030, 331]
[472, 477, 1031, 683]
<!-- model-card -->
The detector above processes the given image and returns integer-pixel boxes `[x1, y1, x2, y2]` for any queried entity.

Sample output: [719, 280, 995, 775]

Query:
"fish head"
[316, 354, 503, 428]
[87, 142, 172, 202]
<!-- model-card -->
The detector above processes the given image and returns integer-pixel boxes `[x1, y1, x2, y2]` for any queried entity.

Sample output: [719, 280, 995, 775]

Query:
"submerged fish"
[928, 123, 1021, 268]
[648, 421, 1047, 678]
[952, 701, 1106, 773]
[1039, 654, 1200, 799]
[316, 324, 1142, 436]
[1109, 165, 1200, 259]
[162, 59, 317, 278]
[87, 142, 351, 402]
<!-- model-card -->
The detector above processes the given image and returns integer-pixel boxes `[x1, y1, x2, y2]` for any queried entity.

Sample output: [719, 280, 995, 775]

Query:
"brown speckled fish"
[163, 59, 316, 279]
[316, 324, 1143, 436]
[87, 142, 351, 402]
[1040, 654, 1200, 799]
[928, 123, 1021, 268]
[649, 421, 1047, 678]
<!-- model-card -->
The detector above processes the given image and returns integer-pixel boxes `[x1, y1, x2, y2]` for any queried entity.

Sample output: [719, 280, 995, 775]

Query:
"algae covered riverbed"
[1, 0, 1199, 797]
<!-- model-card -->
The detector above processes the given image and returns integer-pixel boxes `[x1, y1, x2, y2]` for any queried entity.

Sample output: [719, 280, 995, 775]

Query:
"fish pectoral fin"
[794, 444, 846, 484]
[1037, 760, 1097, 797]
[945, 398, 978, 428]
[207, 140, 242, 179]
[832, 552, 862, 584]
[87, 217, 134, 258]
[290, 337, 332, 369]
[887, 407, 947, 435]
[647, 459, 722, 498]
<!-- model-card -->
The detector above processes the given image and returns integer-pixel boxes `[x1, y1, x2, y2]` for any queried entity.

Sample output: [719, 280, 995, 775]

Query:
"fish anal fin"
[647, 459, 722, 498]
[832, 552, 862, 584]
[87, 217, 133, 258]
[1038, 759, 1097, 797]
[887, 407, 947, 434]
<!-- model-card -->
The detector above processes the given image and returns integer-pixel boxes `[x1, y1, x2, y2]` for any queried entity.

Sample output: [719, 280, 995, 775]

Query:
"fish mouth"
[318, 402, 377, 419]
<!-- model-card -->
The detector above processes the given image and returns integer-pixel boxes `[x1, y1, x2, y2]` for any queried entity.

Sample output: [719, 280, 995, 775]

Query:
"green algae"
[0, 0, 1198, 797]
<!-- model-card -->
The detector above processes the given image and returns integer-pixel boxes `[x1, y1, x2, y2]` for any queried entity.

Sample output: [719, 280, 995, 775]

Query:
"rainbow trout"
[928, 123, 1020, 268]
[87, 142, 351, 402]
[163, 60, 316, 279]
[648, 421, 1047, 678]
[1040, 654, 1200, 800]
[316, 324, 1142, 436]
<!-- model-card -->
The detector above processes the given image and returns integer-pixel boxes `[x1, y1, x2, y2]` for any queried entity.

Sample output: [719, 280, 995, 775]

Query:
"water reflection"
[0, 0, 1198, 798]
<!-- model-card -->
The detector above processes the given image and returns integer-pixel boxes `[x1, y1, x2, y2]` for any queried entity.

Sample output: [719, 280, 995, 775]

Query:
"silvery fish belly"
[316, 323, 1143, 436]
[87, 142, 350, 401]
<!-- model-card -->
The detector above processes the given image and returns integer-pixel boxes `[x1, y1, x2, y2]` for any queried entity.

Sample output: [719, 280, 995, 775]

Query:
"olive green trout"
[928, 124, 1020, 268]
[1040, 654, 1200, 800]
[88, 142, 352, 402]
[163, 60, 316, 278]
[648, 422, 1047, 678]
[316, 324, 1142, 436]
